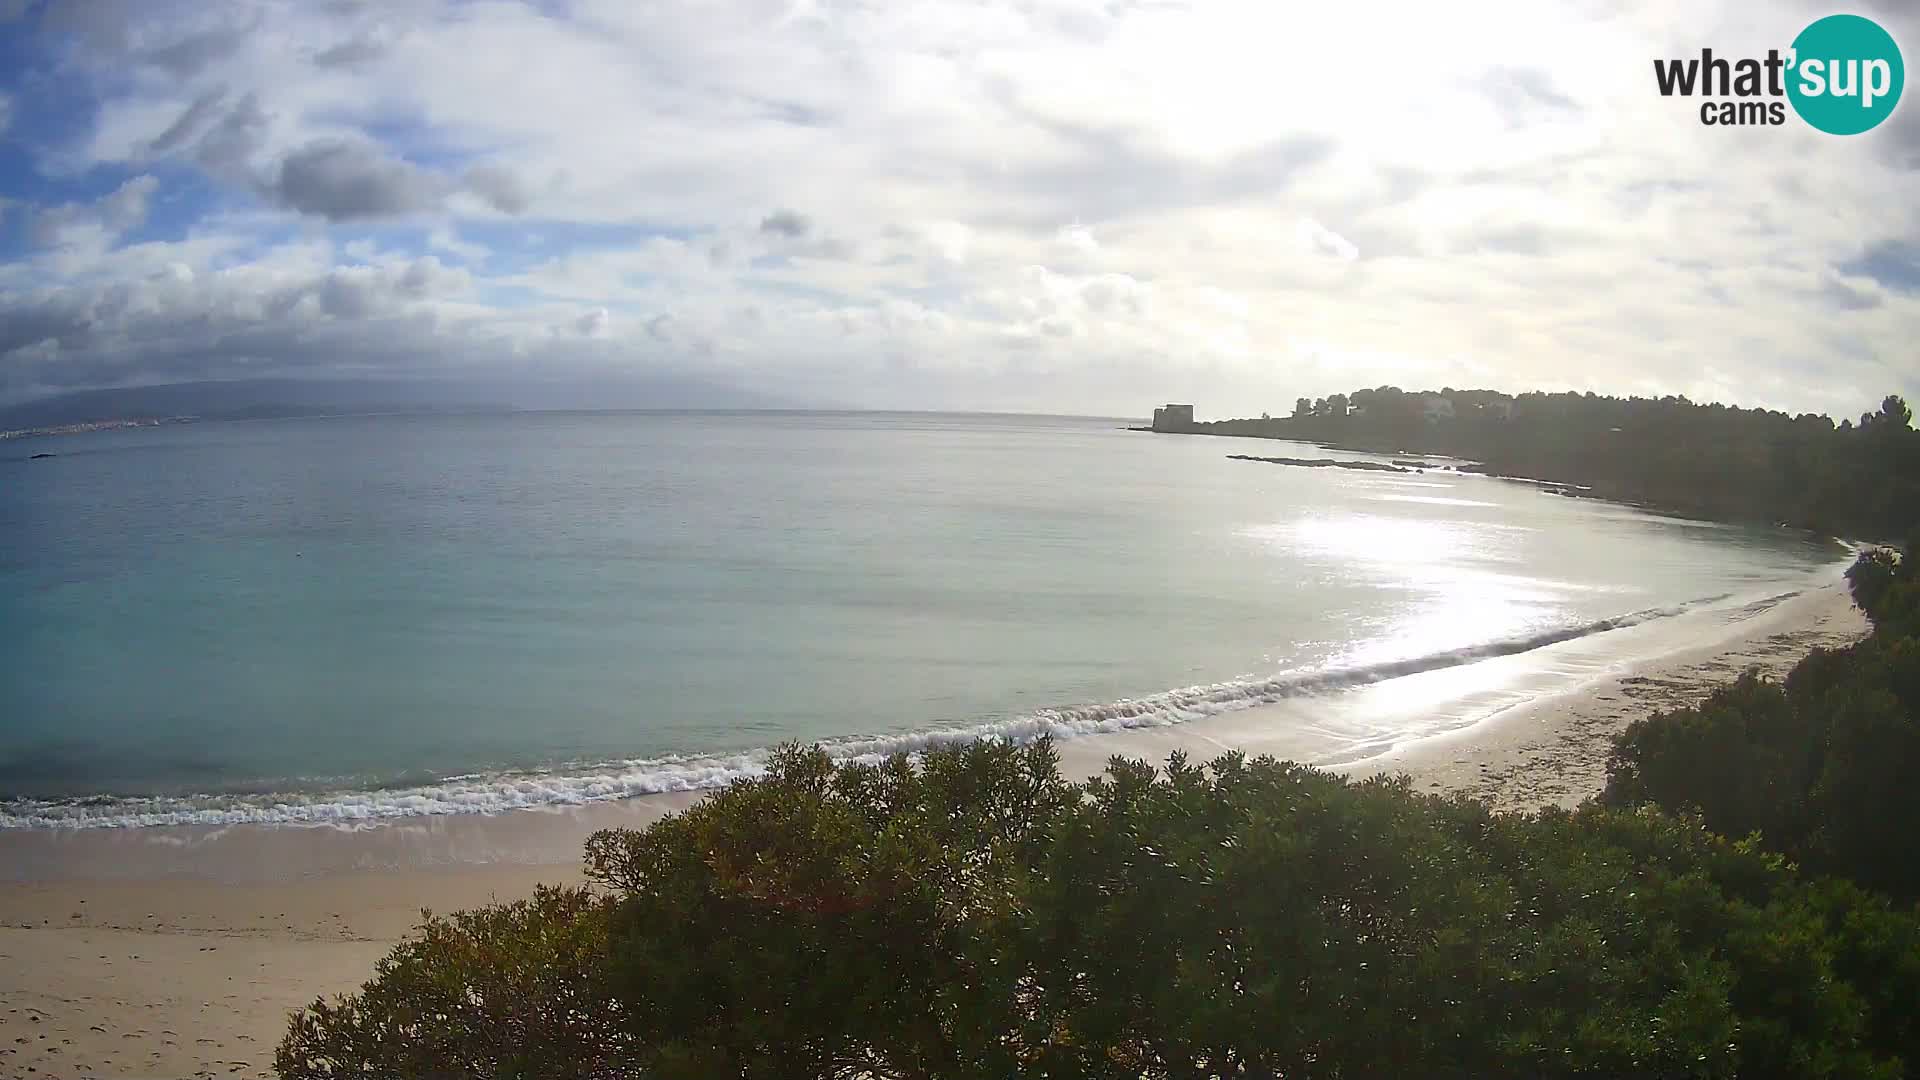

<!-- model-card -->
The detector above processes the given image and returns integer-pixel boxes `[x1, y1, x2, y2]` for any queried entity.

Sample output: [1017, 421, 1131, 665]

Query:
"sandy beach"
[1335, 580, 1869, 811]
[0, 579, 1869, 1079]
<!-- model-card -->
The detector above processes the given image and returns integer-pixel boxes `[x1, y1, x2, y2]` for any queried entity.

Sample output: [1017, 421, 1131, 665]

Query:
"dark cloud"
[304, 258, 464, 318]
[0, 272, 737, 410]
[317, 270, 380, 318]
[0, 293, 91, 356]
[759, 208, 811, 237]
[395, 255, 461, 298]
[35, 0, 141, 51]
[1820, 276, 1882, 311]
[193, 92, 272, 180]
[145, 20, 256, 77]
[269, 139, 446, 221]
[465, 164, 531, 214]
[0, 257, 476, 400]
[313, 33, 386, 68]
[152, 95, 461, 222]
[148, 88, 229, 156]
[1838, 241, 1920, 296]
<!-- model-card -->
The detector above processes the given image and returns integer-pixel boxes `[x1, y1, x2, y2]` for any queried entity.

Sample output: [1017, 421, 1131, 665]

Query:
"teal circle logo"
[1787, 14, 1904, 135]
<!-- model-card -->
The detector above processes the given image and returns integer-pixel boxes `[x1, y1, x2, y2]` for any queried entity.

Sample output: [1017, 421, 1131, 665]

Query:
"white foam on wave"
[0, 589, 1785, 830]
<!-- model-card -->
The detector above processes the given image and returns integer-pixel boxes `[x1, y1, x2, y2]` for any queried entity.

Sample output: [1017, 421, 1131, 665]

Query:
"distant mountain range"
[0, 375, 803, 431]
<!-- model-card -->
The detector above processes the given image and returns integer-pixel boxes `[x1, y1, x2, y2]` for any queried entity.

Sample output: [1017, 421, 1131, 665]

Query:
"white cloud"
[1056, 223, 1098, 254]
[1297, 219, 1359, 262]
[28, 175, 161, 252]
[0, 0, 1914, 416]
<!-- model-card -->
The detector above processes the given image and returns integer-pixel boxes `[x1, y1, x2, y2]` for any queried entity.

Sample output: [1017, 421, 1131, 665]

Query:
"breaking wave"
[0, 593, 1750, 829]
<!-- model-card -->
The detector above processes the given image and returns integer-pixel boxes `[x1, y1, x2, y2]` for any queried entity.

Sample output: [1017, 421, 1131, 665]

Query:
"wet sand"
[1342, 580, 1867, 810]
[0, 581, 1869, 1078]
[1057, 577, 1869, 812]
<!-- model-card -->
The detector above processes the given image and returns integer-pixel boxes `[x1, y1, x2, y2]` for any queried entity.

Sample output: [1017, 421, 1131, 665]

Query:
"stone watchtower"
[1151, 404, 1194, 432]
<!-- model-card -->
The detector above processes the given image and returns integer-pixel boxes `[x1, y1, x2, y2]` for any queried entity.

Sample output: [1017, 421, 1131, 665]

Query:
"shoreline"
[3, 574, 1853, 832]
[1047, 577, 1866, 812]
[1136, 424, 1871, 538]
[0, 580, 1870, 1078]
[1333, 578, 1868, 810]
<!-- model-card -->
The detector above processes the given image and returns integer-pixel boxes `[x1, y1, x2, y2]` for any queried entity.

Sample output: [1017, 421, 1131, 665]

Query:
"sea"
[0, 411, 1847, 828]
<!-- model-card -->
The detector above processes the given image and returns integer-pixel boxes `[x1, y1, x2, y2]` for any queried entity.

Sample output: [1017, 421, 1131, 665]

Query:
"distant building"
[1152, 403, 1195, 432]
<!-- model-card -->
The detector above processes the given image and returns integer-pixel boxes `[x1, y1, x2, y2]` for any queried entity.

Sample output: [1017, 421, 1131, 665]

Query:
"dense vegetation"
[276, 539, 1920, 1078]
[1188, 389, 1919, 541]
[1604, 541, 1920, 902]
[281, 615, 1920, 1080]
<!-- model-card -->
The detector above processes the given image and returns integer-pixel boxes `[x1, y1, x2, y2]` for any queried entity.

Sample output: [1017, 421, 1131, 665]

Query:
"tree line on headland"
[279, 543, 1920, 1077]
[1166, 387, 1919, 542]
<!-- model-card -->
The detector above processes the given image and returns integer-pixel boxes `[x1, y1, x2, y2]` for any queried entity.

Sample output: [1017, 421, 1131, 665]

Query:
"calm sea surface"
[0, 411, 1842, 826]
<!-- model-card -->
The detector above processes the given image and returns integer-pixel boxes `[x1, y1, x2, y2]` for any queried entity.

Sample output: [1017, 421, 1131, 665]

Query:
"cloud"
[465, 165, 531, 215]
[759, 209, 810, 237]
[99, 174, 159, 231]
[313, 33, 387, 69]
[190, 92, 273, 181]
[1841, 241, 1920, 296]
[1821, 276, 1882, 312]
[269, 140, 447, 221]
[1481, 67, 1581, 125]
[143, 18, 257, 77]
[1297, 219, 1360, 262]
[146, 89, 229, 157]
[28, 175, 159, 249]
[0, 0, 1913, 417]
[1056, 223, 1098, 253]
[35, 0, 142, 51]
[0, 92, 12, 136]
[0, 249, 480, 398]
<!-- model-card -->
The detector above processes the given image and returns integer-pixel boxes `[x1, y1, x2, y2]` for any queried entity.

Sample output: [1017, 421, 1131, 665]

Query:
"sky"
[0, 0, 1915, 418]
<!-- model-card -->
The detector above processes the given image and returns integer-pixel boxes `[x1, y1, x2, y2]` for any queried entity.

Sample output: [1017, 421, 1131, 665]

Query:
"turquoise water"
[0, 411, 1841, 826]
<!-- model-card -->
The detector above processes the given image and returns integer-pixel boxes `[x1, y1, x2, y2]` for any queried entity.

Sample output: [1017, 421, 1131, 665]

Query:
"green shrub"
[275, 884, 621, 1079]
[279, 741, 1920, 1079]
[1604, 546, 1920, 900]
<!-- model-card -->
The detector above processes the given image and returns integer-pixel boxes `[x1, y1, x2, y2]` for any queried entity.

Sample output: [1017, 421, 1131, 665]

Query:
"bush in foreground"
[279, 740, 1920, 1079]
[1604, 545, 1920, 900]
